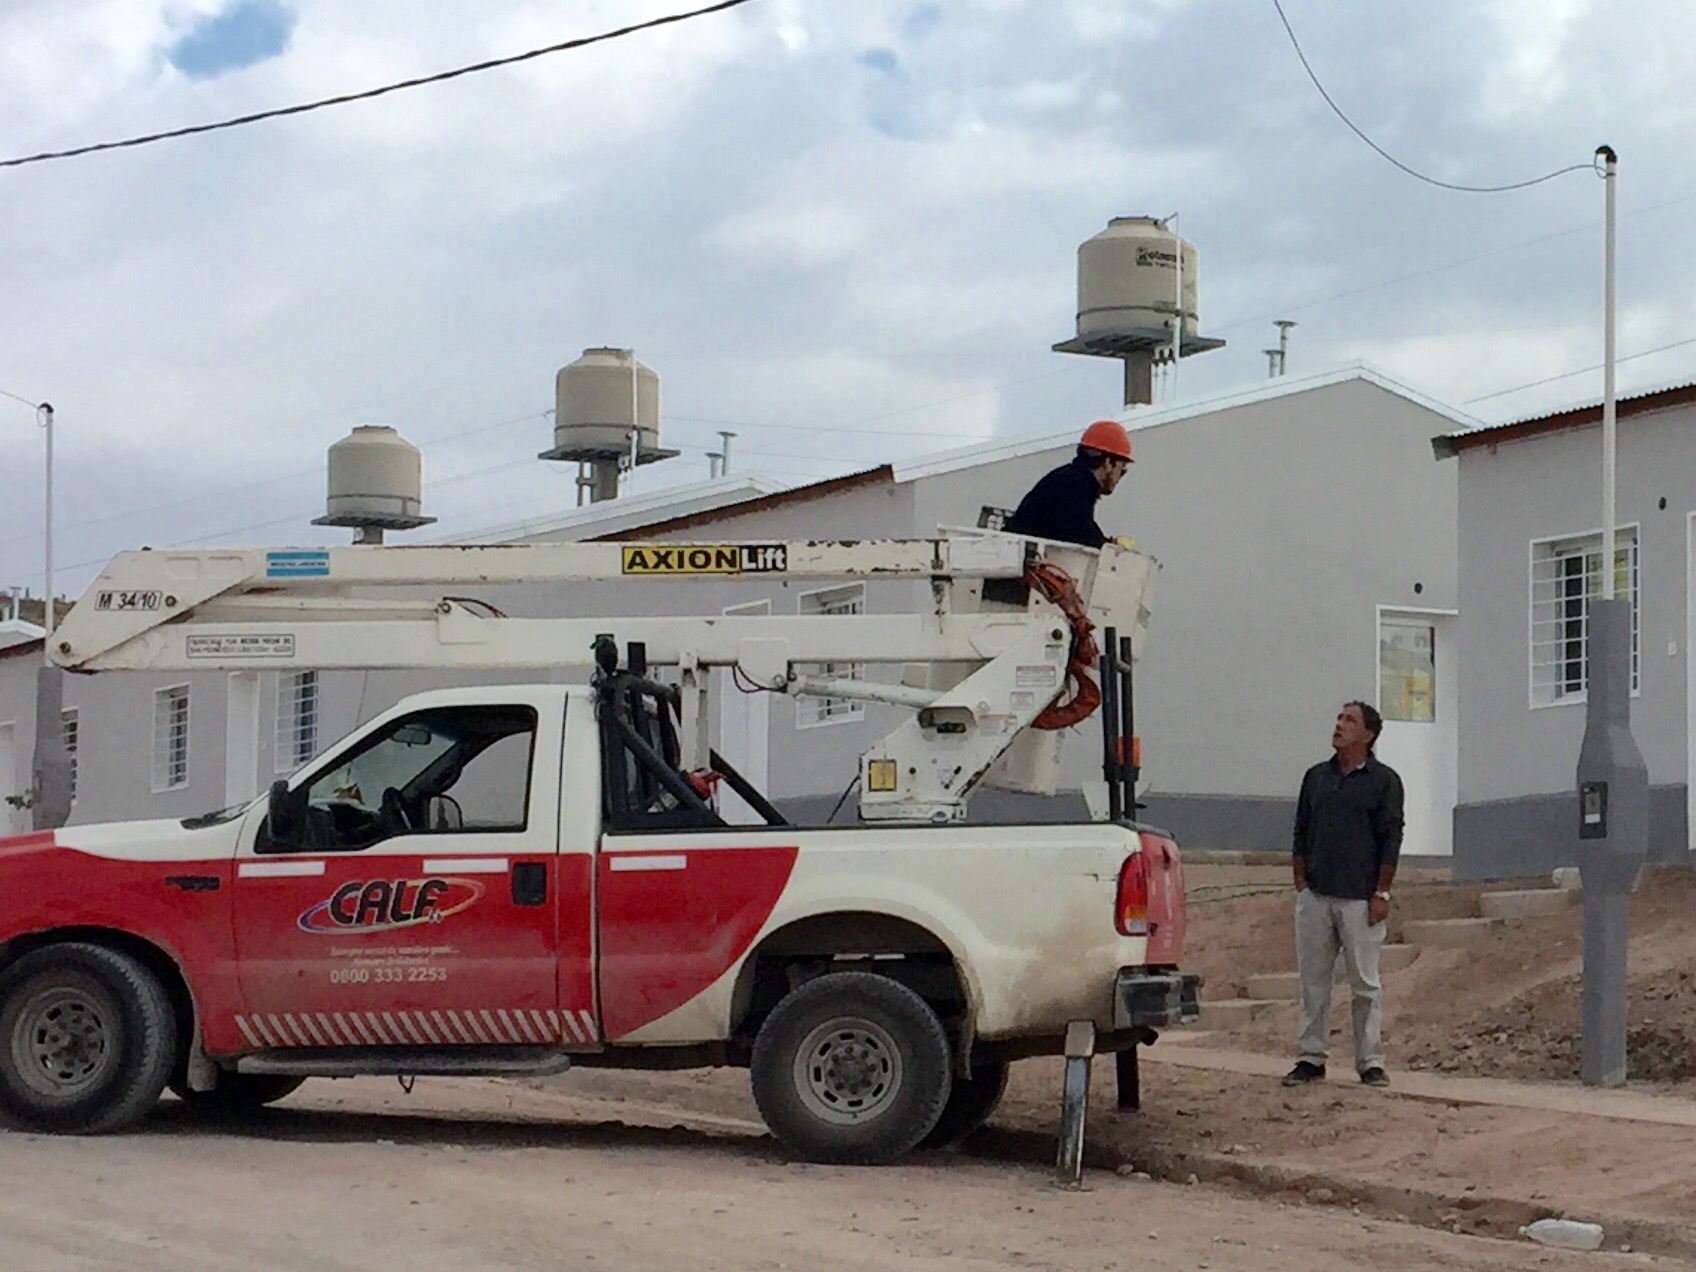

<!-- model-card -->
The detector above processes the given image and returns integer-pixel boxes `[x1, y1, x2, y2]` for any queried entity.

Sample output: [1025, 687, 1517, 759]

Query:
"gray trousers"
[1294, 888, 1386, 1072]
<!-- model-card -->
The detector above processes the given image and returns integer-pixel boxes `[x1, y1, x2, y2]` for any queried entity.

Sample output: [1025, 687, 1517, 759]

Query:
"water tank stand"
[1053, 330, 1226, 408]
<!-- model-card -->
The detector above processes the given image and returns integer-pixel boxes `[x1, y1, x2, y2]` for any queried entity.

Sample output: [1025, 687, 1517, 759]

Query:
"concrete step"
[1478, 888, 1579, 920]
[1401, 916, 1503, 947]
[1241, 972, 1301, 1001]
[1380, 942, 1421, 973]
[1198, 998, 1279, 1030]
[1239, 945, 1421, 1000]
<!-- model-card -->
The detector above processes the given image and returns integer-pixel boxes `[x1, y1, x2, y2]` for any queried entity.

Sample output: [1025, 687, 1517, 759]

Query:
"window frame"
[151, 684, 191, 793]
[275, 670, 320, 773]
[61, 707, 78, 804]
[1528, 524, 1641, 709]
[795, 582, 867, 729]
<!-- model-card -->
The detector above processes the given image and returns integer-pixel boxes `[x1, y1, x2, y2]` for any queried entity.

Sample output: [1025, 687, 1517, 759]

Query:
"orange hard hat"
[1079, 418, 1133, 461]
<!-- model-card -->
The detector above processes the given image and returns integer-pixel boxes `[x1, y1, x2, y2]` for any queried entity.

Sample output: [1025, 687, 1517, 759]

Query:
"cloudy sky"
[2, 0, 1694, 597]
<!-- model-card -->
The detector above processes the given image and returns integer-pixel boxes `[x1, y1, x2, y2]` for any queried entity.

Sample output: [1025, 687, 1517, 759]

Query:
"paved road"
[0, 1078, 1657, 1272]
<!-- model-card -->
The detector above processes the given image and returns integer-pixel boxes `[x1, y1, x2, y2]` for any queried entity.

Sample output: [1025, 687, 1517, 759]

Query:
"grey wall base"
[1453, 785, 1691, 880]
[1133, 794, 1295, 852]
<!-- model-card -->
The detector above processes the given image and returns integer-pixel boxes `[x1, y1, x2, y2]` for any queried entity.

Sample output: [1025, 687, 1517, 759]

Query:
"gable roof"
[591, 467, 893, 540]
[894, 361, 1482, 483]
[1433, 379, 1696, 459]
[436, 473, 788, 545]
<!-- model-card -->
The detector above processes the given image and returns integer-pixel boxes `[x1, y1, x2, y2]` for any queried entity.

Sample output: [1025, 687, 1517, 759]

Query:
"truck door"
[230, 693, 570, 1050]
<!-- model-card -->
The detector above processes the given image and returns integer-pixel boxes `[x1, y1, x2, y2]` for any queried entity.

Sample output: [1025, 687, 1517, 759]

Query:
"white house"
[1435, 380, 1696, 877]
[2, 363, 1476, 861]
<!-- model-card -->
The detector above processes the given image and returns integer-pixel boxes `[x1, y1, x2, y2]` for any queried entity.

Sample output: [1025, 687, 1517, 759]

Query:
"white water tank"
[323, 425, 425, 524]
[1076, 216, 1199, 342]
[552, 347, 660, 458]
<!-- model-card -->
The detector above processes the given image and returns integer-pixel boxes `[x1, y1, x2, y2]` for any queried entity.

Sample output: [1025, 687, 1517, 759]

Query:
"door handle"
[511, 862, 547, 906]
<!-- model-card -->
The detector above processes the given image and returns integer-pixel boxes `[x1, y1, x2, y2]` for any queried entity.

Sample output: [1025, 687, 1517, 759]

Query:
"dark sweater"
[1002, 456, 1108, 548]
[1292, 755, 1404, 901]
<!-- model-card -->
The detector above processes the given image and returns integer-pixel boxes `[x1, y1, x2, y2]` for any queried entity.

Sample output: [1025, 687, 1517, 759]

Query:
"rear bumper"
[1115, 970, 1201, 1029]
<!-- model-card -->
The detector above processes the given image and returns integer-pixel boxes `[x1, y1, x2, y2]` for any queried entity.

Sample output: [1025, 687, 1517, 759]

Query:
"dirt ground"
[7, 863, 1692, 1268]
[0, 1076, 1676, 1272]
[526, 863, 1696, 1259]
[1184, 864, 1696, 1088]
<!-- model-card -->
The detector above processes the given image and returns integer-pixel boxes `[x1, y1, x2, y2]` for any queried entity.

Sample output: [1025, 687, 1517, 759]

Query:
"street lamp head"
[1596, 144, 1617, 166]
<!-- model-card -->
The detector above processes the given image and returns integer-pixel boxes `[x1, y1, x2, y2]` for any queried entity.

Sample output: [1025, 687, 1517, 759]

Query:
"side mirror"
[268, 779, 304, 846]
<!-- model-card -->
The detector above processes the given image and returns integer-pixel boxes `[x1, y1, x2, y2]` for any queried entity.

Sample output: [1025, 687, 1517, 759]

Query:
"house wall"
[1451, 404, 1696, 877]
[0, 651, 40, 830]
[909, 377, 1460, 849]
[0, 373, 1469, 853]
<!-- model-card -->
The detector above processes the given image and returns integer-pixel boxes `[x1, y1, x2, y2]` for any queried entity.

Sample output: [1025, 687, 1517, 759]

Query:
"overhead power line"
[0, 0, 758, 171]
[1271, 0, 1596, 194]
[1463, 335, 1696, 405]
[0, 386, 43, 409]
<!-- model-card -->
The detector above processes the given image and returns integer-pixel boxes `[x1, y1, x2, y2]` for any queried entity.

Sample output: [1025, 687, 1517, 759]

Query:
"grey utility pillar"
[1574, 598, 1647, 1087]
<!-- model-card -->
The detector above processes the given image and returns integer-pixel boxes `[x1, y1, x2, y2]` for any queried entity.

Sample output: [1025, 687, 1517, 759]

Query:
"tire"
[0, 943, 177, 1134]
[918, 1059, 1009, 1150]
[171, 1072, 306, 1112]
[750, 971, 952, 1165]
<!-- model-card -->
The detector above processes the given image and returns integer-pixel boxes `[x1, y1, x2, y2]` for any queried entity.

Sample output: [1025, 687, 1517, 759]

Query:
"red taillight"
[1117, 852, 1150, 936]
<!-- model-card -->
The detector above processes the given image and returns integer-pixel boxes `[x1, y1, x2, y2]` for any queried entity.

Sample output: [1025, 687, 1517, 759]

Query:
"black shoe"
[1359, 1067, 1390, 1088]
[1281, 1061, 1326, 1086]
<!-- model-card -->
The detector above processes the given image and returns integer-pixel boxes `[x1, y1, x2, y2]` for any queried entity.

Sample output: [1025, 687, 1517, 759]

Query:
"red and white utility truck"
[0, 531, 1196, 1164]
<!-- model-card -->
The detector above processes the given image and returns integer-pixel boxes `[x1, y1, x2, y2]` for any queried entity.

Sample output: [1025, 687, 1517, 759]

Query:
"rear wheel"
[919, 1059, 1009, 1150]
[171, 1072, 306, 1112]
[0, 943, 176, 1134]
[750, 971, 951, 1165]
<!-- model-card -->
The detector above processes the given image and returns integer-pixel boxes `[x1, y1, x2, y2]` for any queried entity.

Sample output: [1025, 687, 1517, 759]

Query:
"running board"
[235, 1046, 573, 1078]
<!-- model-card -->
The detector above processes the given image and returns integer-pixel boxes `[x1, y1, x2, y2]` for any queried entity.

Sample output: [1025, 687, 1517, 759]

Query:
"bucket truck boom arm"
[48, 532, 1157, 823]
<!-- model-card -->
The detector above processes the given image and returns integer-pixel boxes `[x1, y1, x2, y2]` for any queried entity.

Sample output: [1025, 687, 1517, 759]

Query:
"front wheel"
[171, 1072, 307, 1112]
[750, 971, 952, 1165]
[0, 943, 177, 1134]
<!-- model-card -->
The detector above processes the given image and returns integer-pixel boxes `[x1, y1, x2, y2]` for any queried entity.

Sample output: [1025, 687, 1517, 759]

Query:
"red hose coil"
[1023, 561, 1101, 730]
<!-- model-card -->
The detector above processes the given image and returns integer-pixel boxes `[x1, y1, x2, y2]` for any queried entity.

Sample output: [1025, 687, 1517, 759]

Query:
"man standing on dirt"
[1284, 701, 1403, 1089]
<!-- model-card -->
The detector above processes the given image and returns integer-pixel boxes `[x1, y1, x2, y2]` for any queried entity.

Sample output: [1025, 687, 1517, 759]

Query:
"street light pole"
[1575, 143, 1647, 1089]
[1601, 149, 1617, 598]
[39, 403, 54, 641]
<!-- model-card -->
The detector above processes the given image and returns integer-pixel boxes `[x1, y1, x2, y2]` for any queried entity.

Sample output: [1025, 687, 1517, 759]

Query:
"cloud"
[3, 0, 1696, 597]
[166, 0, 296, 80]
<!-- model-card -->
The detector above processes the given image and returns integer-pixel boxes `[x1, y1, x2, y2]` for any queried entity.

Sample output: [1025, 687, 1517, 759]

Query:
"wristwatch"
[1373, 890, 1392, 902]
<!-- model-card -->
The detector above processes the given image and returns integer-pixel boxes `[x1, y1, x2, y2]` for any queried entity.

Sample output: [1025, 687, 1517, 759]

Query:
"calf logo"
[298, 877, 484, 934]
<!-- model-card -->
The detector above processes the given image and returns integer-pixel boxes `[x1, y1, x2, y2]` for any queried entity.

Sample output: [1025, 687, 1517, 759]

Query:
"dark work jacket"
[1001, 456, 1109, 548]
[1292, 755, 1404, 901]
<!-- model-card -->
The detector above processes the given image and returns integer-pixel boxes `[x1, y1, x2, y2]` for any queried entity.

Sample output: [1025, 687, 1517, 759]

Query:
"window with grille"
[152, 685, 190, 791]
[797, 584, 865, 728]
[61, 708, 78, 804]
[1529, 530, 1639, 706]
[277, 671, 320, 771]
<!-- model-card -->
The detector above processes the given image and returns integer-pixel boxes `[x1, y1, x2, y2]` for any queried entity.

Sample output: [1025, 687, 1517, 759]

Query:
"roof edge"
[1435, 379, 1696, 459]
[894, 361, 1481, 484]
[434, 473, 788, 545]
[591, 466, 894, 541]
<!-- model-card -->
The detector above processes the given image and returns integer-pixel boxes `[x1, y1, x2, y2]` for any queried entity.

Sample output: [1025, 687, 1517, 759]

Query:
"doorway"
[1373, 608, 1457, 858]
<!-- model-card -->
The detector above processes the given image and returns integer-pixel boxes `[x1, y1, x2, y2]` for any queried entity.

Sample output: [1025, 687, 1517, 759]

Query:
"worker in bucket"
[1002, 419, 1134, 549]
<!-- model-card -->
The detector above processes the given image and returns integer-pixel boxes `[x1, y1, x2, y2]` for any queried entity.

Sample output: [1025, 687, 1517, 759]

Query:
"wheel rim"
[792, 1016, 903, 1125]
[10, 986, 114, 1099]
